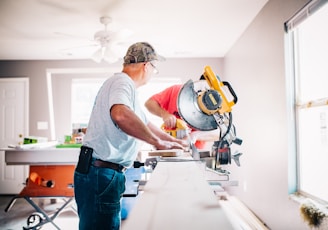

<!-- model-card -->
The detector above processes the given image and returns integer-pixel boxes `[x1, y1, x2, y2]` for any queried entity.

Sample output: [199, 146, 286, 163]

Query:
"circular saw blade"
[177, 80, 218, 131]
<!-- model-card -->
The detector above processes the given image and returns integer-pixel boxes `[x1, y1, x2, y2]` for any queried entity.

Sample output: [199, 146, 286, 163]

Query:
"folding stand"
[4, 165, 77, 230]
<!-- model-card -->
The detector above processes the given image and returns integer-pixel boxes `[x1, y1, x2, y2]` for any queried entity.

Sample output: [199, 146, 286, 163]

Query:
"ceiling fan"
[92, 16, 125, 63]
[58, 16, 132, 63]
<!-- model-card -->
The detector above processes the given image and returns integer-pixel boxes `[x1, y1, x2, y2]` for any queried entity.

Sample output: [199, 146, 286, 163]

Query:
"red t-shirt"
[150, 84, 206, 149]
[150, 84, 182, 119]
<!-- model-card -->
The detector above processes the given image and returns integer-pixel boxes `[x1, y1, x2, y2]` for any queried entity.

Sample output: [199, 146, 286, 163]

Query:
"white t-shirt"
[83, 72, 148, 168]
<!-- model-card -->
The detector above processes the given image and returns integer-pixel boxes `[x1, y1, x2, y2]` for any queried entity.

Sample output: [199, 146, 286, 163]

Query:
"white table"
[3, 148, 79, 165]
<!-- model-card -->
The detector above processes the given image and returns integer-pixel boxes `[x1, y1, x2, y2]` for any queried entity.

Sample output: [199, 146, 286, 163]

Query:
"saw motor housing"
[197, 89, 222, 115]
[200, 65, 237, 114]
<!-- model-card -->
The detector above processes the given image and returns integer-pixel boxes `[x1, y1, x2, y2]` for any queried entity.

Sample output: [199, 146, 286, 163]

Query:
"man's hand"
[162, 113, 177, 129]
[174, 138, 189, 148]
[154, 139, 185, 150]
[147, 121, 189, 150]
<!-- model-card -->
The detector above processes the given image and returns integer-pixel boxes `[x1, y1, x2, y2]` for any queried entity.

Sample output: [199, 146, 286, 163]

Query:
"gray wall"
[0, 0, 314, 228]
[223, 0, 310, 229]
[0, 58, 223, 139]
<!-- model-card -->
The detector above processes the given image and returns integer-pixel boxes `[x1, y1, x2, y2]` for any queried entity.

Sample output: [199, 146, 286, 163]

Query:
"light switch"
[37, 121, 48, 130]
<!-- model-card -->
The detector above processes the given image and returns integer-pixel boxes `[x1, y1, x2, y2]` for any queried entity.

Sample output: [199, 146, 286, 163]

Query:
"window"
[71, 78, 106, 129]
[71, 77, 181, 129]
[285, 0, 328, 202]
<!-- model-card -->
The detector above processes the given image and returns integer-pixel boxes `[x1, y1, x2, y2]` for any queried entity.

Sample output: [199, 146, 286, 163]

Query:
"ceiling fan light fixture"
[103, 45, 113, 56]
[103, 46, 118, 63]
[91, 47, 103, 63]
[91, 46, 119, 64]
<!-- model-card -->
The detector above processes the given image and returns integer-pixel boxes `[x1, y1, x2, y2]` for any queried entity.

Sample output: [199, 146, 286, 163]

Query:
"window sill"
[289, 193, 328, 228]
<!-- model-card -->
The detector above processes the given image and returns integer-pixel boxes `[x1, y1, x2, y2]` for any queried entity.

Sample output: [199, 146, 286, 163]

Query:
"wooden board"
[122, 159, 235, 230]
[148, 149, 183, 157]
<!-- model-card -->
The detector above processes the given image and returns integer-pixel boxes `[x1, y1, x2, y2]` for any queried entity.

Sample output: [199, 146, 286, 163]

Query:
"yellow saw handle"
[202, 66, 238, 113]
[161, 118, 188, 139]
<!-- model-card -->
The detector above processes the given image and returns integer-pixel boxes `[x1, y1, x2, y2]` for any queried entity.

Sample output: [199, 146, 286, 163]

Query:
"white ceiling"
[0, 0, 268, 62]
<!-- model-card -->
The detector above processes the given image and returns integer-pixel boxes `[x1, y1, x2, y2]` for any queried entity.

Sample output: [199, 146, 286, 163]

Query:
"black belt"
[92, 159, 127, 172]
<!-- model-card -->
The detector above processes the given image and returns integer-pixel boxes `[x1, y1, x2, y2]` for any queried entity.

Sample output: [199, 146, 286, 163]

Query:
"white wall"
[223, 0, 310, 229]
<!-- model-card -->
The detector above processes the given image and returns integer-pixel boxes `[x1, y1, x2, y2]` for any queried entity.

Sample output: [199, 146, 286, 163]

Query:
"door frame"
[0, 77, 29, 194]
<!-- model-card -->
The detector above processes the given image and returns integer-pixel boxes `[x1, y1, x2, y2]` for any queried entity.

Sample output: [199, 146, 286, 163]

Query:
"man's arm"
[110, 104, 184, 150]
[145, 98, 177, 128]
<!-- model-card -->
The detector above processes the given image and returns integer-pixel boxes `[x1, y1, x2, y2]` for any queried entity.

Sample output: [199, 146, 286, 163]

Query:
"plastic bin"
[121, 167, 145, 220]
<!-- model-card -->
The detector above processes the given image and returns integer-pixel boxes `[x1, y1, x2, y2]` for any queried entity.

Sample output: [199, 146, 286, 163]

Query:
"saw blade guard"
[177, 79, 218, 131]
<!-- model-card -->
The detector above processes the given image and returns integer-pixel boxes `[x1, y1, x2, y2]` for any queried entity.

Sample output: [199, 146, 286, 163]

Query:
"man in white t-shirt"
[74, 42, 187, 230]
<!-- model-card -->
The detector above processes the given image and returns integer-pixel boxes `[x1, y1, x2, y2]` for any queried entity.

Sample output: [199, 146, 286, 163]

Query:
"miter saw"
[177, 66, 242, 170]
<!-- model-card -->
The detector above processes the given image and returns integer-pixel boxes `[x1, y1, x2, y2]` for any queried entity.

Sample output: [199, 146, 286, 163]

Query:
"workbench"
[122, 155, 235, 230]
[2, 147, 79, 229]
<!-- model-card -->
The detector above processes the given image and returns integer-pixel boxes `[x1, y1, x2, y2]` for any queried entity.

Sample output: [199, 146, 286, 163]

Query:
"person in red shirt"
[145, 84, 209, 149]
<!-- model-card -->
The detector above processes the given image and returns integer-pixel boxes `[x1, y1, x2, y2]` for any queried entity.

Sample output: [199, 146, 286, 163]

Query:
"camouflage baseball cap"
[123, 42, 165, 64]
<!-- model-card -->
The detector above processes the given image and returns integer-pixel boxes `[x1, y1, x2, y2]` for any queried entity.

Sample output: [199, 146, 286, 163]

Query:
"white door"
[0, 78, 29, 194]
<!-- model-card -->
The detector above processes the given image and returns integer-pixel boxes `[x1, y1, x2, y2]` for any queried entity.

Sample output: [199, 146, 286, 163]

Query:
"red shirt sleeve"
[150, 84, 204, 137]
[150, 84, 182, 119]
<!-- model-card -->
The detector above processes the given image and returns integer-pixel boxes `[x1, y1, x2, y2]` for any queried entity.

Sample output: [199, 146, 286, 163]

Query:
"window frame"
[285, 0, 328, 203]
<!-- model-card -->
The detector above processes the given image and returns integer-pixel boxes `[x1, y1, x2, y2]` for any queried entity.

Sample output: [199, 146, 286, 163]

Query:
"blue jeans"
[74, 162, 126, 230]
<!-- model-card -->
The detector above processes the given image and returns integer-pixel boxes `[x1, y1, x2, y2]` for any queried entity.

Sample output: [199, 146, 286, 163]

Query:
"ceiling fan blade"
[91, 48, 103, 63]
[54, 32, 94, 42]
[59, 44, 100, 57]
[60, 44, 99, 51]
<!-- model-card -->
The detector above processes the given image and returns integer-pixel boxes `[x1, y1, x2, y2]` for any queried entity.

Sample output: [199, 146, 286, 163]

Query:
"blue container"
[121, 196, 139, 220]
[121, 167, 145, 220]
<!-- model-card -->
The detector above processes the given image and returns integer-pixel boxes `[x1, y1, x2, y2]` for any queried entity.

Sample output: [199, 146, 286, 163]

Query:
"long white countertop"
[2, 148, 80, 165]
[122, 158, 235, 230]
